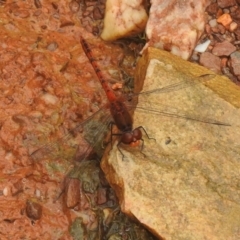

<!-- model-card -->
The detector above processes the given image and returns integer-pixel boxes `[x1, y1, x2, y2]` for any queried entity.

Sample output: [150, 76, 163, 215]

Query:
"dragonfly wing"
[67, 112, 113, 179]
[125, 73, 230, 126]
[132, 105, 230, 126]
[30, 106, 113, 164]
[133, 74, 216, 96]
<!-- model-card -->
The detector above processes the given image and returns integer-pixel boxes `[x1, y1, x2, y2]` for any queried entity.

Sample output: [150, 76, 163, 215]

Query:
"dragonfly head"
[121, 128, 142, 145]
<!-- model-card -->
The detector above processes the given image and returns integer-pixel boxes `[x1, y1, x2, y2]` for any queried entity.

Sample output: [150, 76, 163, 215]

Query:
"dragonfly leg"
[139, 138, 146, 158]
[109, 122, 121, 149]
[116, 141, 126, 161]
[137, 126, 156, 142]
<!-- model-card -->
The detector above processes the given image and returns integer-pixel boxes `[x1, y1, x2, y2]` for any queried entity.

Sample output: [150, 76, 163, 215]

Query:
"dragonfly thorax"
[110, 100, 133, 133]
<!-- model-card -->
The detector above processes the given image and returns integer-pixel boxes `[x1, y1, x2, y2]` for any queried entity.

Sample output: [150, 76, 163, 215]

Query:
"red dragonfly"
[31, 37, 230, 164]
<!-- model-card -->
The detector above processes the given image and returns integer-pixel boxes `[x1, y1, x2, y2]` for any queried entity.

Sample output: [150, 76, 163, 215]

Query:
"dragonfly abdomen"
[80, 37, 117, 102]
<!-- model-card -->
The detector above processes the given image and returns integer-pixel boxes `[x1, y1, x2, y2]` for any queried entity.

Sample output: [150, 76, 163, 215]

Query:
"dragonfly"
[31, 37, 230, 168]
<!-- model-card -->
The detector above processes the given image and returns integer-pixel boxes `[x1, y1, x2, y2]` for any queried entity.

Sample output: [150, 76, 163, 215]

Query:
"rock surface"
[141, 0, 210, 59]
[101, 47, 240, 239]
[101, 0, 148, 41]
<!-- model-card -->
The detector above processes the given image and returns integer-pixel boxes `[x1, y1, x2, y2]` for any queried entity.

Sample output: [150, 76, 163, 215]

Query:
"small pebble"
[206, 3, 218, 15]
[229, 51, 240, 76]
[217, 13, 233, 27]
[209, 19, 217, 28]
[194, 39, 211, 53]
[47, 42, 58, 51]
[13, 10, 30, 18]
[199, 52, 221, 73]
[93, 7, 103, 20]
[212, 41, 236, 56]
[97, 188, 107, 205]
[69, 0, 80, 13]
[26, 200, 42, 220]
[221, 57, 228, 68]
[41, 93, 58, 105]
[65, 178, 80, 209]
[35, 189, 41, 198]
[229, 22, 238, 32]
[3, 186, 9, 196]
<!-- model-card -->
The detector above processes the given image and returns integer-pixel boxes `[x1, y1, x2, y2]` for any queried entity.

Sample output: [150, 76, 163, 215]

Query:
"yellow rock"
[102, 48, 240, 239]
[101, 0, 148, 41]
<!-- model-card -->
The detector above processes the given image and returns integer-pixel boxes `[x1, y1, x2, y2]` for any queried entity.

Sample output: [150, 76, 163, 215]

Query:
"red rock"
[229, 5, 238, 13]
[64, 178, 81, 208]
[205, 24, 212, 34]
[235, 28, 240, 40]
[218, 23, 226, 34]
[217, 0, 236, 8]
[97, 187, 107, 204]
[231, 8, 240, 20]
[212, 40, 236, 56]
[216, 8, 223, 18]
[221, 57, 228, 68]
[229, 51, 240, 75]
[199, 52, 221, 73]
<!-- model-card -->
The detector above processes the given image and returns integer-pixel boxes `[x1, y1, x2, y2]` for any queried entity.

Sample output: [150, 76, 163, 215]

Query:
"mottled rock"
[212, 40, 236, 56]
[217, 0, 236, 8]
[142, 0, 209, 60]
[229, 51, 240, 76]
[101, 0, 148, 41]
[199, 52, 221, 73]
[101, 47, 240, 240]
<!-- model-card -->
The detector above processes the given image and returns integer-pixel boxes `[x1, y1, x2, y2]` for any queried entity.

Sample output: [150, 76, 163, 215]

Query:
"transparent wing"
[131, 105, 230, 126]
[126, 74, 230, 126]
[131, 74, 215, 97]
[30, 106, 113, 164]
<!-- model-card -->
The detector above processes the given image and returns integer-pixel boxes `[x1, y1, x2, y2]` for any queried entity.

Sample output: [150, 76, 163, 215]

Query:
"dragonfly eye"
[121, 132, 133, 144]
[132, 128, 142, 140]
